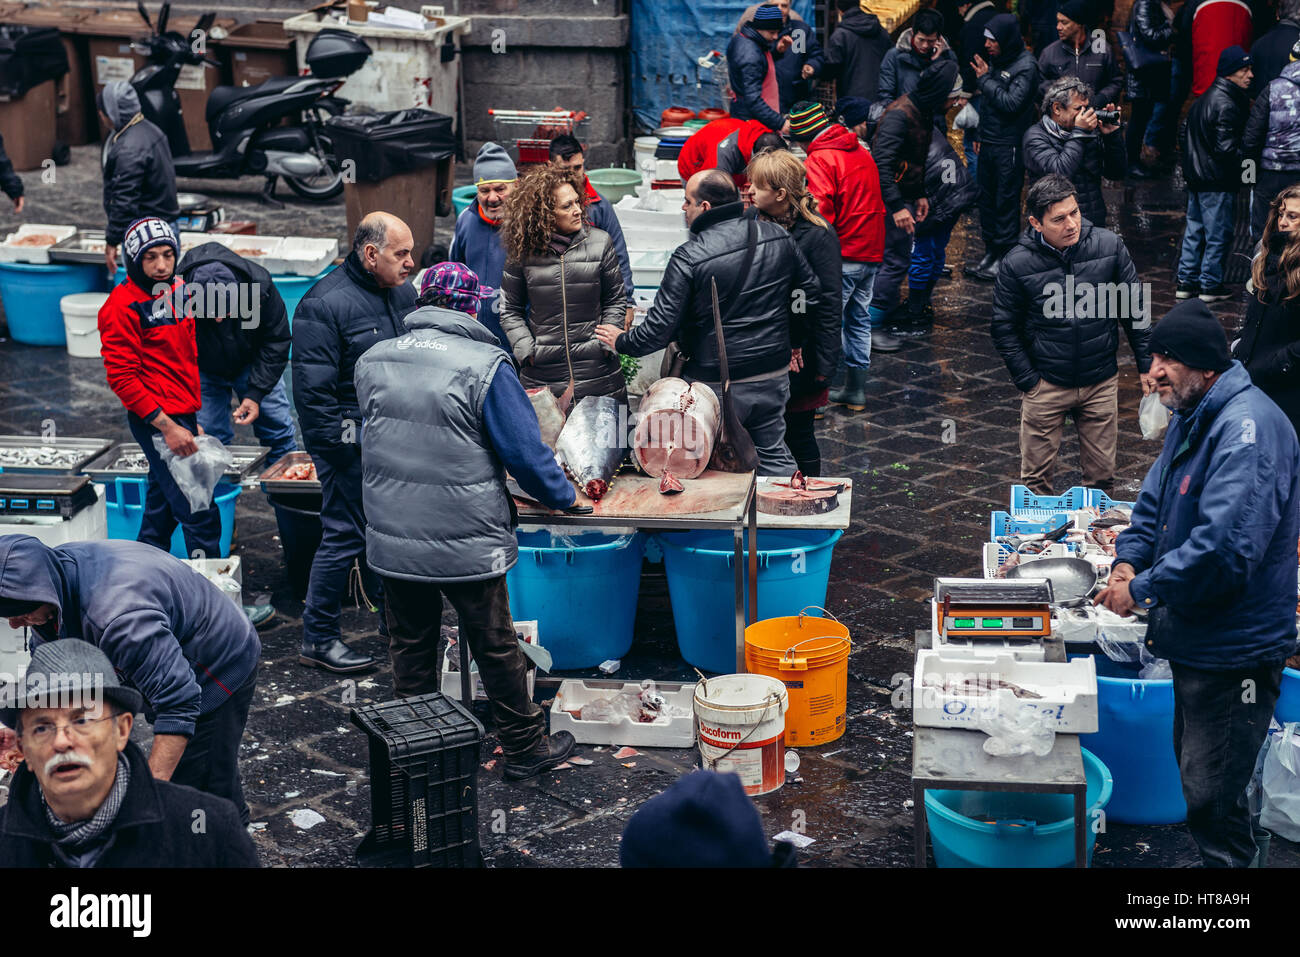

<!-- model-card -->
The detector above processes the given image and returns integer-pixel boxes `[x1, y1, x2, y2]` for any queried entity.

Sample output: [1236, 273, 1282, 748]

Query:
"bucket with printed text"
[745, 607, 851, 747]
[693, 674, 788, 796]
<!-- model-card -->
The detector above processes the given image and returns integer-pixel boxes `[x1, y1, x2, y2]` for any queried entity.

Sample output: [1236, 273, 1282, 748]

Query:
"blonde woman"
[747, 149, 842, 474]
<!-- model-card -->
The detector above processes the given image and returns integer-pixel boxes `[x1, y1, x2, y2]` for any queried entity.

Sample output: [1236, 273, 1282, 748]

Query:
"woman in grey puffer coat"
[499, 166, 627, 401]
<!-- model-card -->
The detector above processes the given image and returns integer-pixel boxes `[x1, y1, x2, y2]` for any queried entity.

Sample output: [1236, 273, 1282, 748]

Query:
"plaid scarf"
[43, 753, 131, 859]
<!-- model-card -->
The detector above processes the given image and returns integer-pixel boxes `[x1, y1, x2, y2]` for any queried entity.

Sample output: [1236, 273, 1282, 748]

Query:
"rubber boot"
[829, 367, 867, 411]
[895, 282, 935, 339]
[867, 303, 902, 352]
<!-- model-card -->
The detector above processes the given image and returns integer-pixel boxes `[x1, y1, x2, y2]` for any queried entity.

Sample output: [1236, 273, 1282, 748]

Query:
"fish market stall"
[0, 224, 109, 346]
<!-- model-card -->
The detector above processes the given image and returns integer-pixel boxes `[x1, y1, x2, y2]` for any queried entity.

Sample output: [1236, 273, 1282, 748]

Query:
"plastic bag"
[1260, 723, 1300, 842]
[151, 434, 232, 513]
[1139, 392, 1171, 441]
[977, 704, 1056, 756]
[953, 102, 979, 130]
[1137, 644, 1172, 679]
[1094, 606, 1146, 662]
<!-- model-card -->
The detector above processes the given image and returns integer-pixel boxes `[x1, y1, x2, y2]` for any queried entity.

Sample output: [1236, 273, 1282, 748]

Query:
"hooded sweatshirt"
[803, 124, 887, 262]
[824, 8, 894, 101]
[99, 81, 179, 247]
[677, 118, 772, 186]
[975, 13, 1041, 144]
[0, 536, 261, 738]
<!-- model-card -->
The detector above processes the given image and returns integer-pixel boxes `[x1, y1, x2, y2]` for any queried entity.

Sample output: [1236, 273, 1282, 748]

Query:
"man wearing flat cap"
[0, 639, 257, 867]
[1096, 300, 1300, 868]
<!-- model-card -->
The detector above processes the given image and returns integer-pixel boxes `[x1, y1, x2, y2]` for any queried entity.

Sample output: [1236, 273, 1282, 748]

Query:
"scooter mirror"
[157, 2, 171, 35]
[136, 0, 153, 31]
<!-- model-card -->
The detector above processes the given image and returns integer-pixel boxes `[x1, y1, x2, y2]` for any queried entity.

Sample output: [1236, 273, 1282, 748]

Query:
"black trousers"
[1172, 661, 1283, 867]
[382, 574, 545, 759]
[1127, 97, 1156, 167]
[975, 140, 1025, 254]
[783, 408, 820, 477]
[170, 664, 258, 826]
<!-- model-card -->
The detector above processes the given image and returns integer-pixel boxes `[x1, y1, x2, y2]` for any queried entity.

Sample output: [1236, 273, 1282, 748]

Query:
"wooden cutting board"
[514, 469, 753, 519]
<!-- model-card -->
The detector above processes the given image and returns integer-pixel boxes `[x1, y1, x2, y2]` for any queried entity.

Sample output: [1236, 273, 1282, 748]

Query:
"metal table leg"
[913, 780, 927, 867]
[747, 485, 758, 626]
[1074, 784, 1087, 868]
[734, 523, 746, 673]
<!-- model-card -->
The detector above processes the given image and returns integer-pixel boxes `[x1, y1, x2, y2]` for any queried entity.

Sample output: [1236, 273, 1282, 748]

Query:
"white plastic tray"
[178, 231, 233, 256]
[550, 678, 697, 747]
[265, 236, 339, 277]
[0, 224, 78, 264]
[631, 249, 672, 287]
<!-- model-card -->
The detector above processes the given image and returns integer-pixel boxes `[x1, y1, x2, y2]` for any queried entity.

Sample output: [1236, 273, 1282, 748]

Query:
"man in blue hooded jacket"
[1096, 300, 1300, 868]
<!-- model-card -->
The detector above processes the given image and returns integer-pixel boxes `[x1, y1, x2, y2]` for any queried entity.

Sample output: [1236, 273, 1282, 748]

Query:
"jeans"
[699, 375, 798, 475]
[909, 225, 953, 288]
[1176, 190, 1235, 288]
[1172, 661, 1283, 867]
[170, 664, 258, 826]
[870, 204, 917, 313]
[126, 410, 222, 559]
[382, 574, 545, 759]
[198, 369, 298, 462]
[976, 140, 1025, 252]
[840, 260, 880, 370]
[1147, 58, 1190, 154]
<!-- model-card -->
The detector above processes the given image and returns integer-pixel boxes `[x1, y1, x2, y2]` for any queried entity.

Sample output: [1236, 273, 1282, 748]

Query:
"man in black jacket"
[992, 175, 1154, 493]
[0, 639, 258, 868]
[1036, 0, 1124, 107]
[965, 12, 1041, 280]
[878, 9, 959, 110]
[292, 212, 417, 673]
[97, 81, 179, 277]
[595, 170, 821, 475]
[824, 0, 894, 101]
[1249, 0, 1300, 95]
[179, 244, 296, 463]
[1176, 46, 1253, 302]
[1024, 76, 1125, 227]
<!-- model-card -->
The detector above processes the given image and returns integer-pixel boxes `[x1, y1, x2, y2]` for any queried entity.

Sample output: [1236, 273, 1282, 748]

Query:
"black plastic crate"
[350, 692, 484, 868]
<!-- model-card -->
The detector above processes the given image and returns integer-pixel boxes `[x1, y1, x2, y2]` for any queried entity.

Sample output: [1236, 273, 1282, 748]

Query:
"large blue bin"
[924, 748, 1113, 867]
[1276, 667, 1300, 724]
[0, 262, 109, 346]
[657, 529, 843, 674]
[506, 529, 644, 670]
[102, 477, 240, 559]
[1079, 654, 1187, 825]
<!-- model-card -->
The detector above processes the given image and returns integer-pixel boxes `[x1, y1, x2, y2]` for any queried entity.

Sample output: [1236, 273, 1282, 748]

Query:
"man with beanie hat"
[1036, 0, 1123, 108]
[1176, 47, 1252, 302]
[97, 80, 178, 276]
[98, 217, 222, 560]
[727, 4, 791, 133]
[355, 262, 582, 779]
[824, 0, 896, 102]
[0, 638, 258, 868]
[834, 96, 876, 139]
[965, 12, 1041, 282]
[787, 100, 890, 406]
[449, 142, 518, 343]
[1096, 299, 1300, 868]
[620, 771, 796, 867]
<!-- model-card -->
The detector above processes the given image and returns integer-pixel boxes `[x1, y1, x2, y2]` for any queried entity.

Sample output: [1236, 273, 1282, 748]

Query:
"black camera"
[1094, 109, 1121, 124]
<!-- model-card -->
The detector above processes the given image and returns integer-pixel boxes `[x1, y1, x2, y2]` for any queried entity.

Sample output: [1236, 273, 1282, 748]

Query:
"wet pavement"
[0, 146, 1296, 868]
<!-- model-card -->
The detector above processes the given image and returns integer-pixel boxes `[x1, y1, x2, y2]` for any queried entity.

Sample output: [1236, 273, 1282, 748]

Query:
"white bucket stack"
[60, 292, 109, 359]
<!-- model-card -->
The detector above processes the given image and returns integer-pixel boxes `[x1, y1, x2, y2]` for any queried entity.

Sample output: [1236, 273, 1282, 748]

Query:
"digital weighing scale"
[930, 578, 1055, 661]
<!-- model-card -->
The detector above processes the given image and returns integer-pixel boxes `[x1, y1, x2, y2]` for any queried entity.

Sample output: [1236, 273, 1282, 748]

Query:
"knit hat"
[1217, 45, 1251, 77]
[750, 4, 784, 29]
[788, 100, 831, 141]
[473, 142, 517, 186]
[419, 261, 495, 319]
[121, 217, 178, 290]
[1148, 300, 1233, 373]
[1058, 0, 1090, 26]
[834, 96, 874, 129]
[0, 638, 143, 731]
[620, 771, 775, 868]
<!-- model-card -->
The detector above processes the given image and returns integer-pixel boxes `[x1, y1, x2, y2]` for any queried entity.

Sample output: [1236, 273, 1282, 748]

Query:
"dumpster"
[0, 23, 68, 169]
[283, 9, 470, 117]
[80, 8, 148, 140]
[3, 5, 90, 146]
[328, 109, 456, 263]
[218, 19, 297, 88]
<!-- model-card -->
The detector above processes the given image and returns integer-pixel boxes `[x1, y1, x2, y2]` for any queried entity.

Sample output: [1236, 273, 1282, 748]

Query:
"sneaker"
[503, 731, 577, 780]
[1175, 282, 1200, 300]
[244, 603, 275, 627]
[870, 330, 903, 352]
[1198, 285, 1231, 303]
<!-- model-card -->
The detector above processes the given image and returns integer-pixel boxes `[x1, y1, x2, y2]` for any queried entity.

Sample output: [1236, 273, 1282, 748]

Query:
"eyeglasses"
[23, 713, 116, 745]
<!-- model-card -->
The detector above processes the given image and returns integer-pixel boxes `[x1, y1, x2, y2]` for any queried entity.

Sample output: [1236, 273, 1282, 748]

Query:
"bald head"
[353, 211, 415, 288]
[683, 170, 740, 227]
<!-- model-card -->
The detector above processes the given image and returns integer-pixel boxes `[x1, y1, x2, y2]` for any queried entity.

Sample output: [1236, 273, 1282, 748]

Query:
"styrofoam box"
[0, 485, 106, 547]
[440, 620, 538, 702]
[912, 649, 1099, 733]
[181, 556, 243, 608]
[1054, 605, 1099, 643]
[550, 678, 698, 747]
[623, 226, 688, 252]
[614, 194, 688, 231]
[265, 236, 339, 277]
[220, 235, 281, 269]
[0, 224, 78, 264]
[631, 249, 672, 287]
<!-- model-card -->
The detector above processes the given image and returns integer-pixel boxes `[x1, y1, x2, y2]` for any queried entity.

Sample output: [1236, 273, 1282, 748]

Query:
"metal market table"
[910, 633, 1090, 868]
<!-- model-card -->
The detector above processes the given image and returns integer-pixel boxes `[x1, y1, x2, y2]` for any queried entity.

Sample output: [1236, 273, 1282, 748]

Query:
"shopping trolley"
[487, 109, 592, 165]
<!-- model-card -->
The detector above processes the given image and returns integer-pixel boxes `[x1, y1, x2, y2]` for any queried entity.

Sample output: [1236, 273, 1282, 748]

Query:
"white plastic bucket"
[694, 674, 788, 796]
[60, 292, 108, 359]
[634, 136, 660, 176]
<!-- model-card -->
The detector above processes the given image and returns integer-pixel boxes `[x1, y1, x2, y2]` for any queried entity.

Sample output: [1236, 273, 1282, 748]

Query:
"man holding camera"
[1024, 77, 1126, 228]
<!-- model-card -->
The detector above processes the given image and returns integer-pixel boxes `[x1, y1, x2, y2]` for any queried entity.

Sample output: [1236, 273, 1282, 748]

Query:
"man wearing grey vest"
[355, 263, 583, 779]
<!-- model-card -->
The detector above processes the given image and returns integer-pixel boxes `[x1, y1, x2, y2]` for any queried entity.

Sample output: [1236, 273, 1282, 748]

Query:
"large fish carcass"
[633, 377, 720, 493]
[555, 395, 627, 502]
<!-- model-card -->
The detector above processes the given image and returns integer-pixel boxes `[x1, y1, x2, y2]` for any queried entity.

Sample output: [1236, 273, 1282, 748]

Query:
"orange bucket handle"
[798, 605, 841, 625]
[779, 635, 852, 669]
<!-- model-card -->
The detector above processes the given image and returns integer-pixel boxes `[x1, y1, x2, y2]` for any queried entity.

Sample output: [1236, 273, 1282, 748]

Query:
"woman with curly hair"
[499, 165, 628, 401]
[1233, 184, 1300, 436]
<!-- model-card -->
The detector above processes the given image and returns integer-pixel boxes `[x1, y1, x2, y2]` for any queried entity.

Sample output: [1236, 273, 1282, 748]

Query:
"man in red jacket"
[98, 217, 221, 558]
[676, 117, 787, 188]
[788, 100, 891, 412]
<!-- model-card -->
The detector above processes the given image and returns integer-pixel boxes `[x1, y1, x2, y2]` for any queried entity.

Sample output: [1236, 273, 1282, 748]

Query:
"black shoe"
[1198, 285, 1231, 303]
[894, 315, 933, 339]
[1175, 282, 1200, 300]
[503, 731, 577, 780]
[964, 252, 999, 282]
[939, 265, 953, 278]
[299, 638, 376, 674]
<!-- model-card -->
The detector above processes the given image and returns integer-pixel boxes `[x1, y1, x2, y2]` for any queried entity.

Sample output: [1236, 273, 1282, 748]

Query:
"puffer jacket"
[823, 8, 893, 101]
[1233, 235, 1300, 435]
[1022, 118, 1126, 225]
[1037, 37, 1124, 108]
[1116, 361, 1300, 669]
[991, 220, 1153, 391]
[877, 32, 958, 105]
[614, 203, 821, 383]
[785, 215, 842, 404]
[1180, 75, 1250, 191]
[917, 129, 978, 231]
[975, 14, 1041, 145]
[872, 62, 957, 213]
[1125, 0, 1175, 101]
[1243, 60, 1300, 171]
[803, 123, 887, 261]
[727, 25, 785, 131]
[499, 223, 627, 401]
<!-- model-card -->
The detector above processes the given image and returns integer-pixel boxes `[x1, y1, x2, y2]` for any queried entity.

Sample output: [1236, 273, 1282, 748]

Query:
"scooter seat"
[205, 76, 308, 123]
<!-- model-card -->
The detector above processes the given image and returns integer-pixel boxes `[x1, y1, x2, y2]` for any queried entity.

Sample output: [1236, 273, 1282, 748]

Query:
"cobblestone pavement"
[0, 145, 1295, 868]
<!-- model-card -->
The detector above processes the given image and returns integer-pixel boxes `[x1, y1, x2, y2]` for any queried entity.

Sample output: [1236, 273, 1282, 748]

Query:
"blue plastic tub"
[925, 748, 1113, 867]
[1079, 654, 1186, 824]
[506, 528, 644, 670]
[452, 184, 478, 217]
[0, 262, 108, 346]
[657, 529, 843, 674]
[1276, 667, 1300, 724]
[102, 477, 240, 559]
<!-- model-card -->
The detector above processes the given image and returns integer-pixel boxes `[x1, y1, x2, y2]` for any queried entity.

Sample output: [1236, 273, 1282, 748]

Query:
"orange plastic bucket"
[744, 606, 851, 747]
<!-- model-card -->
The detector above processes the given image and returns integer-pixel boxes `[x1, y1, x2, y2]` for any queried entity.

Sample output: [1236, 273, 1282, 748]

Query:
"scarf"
[43, 752, 131, 865]
[762, 50, 780, 116]
[1042, 115, 1095, 141]
[477, 201, 501, 229]
[583, 177, 602, 204]
[549, 230, 578, 258]
[759, 207, 798, 230]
